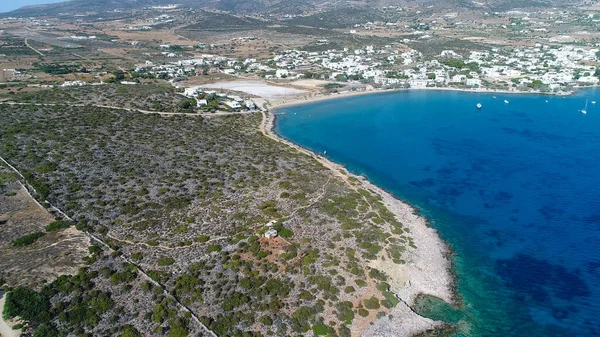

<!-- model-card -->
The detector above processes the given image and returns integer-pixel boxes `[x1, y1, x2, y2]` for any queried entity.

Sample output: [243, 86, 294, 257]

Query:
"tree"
[113, 71, 126, 81]
[34, 324, 58, 337]
[168, 327, 188, 337]
[3, 287, 51, 323]
[120, 325, 141, 337]
[312, 323, 328, 336]
[179, 99, 196, 110]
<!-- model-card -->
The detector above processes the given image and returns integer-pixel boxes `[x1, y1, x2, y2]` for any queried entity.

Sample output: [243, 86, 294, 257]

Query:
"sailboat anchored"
[581, 99, 588, 115]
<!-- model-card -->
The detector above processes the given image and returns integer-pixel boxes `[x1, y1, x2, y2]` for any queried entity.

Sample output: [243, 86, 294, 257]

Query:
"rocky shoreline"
[260, 109, 455, 336]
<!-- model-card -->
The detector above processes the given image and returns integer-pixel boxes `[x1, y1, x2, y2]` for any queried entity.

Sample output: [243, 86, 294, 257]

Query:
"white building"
[61, 81, 86, 87]
[183, 87, 198, 97]
[224, 101, 241, 109]
[409, 79, 429, 88]
[264, 229, 278, 239]
[276, 69, 289, 78]
[451, 75, 467, 83]
[466, 78, 482, 87]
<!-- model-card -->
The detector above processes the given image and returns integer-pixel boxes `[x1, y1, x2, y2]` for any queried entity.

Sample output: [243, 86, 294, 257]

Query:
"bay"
[275, 89, 600, 336]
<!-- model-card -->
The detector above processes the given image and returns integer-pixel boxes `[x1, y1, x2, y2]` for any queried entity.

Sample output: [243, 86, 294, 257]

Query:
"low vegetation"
[0, 97, 412, 336]
[11, 232, 45, 247]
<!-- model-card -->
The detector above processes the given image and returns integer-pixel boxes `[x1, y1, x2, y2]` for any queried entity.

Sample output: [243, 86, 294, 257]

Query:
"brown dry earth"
[0, 182, 89, 289]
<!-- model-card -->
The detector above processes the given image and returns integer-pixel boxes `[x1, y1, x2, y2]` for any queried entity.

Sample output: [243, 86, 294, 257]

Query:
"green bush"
[368, 268, 387, 281]
[11, 232, 45, 247]
[381, 291, 400, 309]
[354, 279, 367, 287]
[197, 235, 210, 243]
[376, 282, 390, 292]
[207, 244, 222, 252]
[312, 323, 328, 336]
[168, 327, 188, 337]
[259, 315, 273, 326]
[278, 227, 293, 238]
[363, 297, 380, 310]
[158, 257, 175, 266]
[45, 220, 71, 232]
[33, 324, 58, 337]
[335, 301, 354, 324]
[110, 270, 136, 284]
[3, 287, 51, 323]
[120, 325, 141, 337]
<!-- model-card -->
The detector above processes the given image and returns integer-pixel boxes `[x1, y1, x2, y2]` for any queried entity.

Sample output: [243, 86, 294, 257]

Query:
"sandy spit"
[259, 110, 454, 336]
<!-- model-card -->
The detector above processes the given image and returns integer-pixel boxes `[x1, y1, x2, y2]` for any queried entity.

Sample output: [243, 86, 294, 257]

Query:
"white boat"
[592, 101, 596, 104]
[581, 99, 588, 115]
[493, 96, 497, 99]
[504, 100, 509, 104]
[476, 103, 482, 109]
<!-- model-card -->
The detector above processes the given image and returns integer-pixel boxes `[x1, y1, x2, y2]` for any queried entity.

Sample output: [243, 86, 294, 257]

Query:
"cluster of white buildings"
[267, 42, 600, 92]
[474, 45, 600, 88]
[181, 87, 257, 111]
[130, 27, 600, 94]
[134, 53, 282, 79]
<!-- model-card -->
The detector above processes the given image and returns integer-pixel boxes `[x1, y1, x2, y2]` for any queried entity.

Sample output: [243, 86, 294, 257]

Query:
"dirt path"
[0, 155, 218, 337]
[0, 102, 253, 117]
[24, 38, 44, 57]
[106, 233, 228, 251]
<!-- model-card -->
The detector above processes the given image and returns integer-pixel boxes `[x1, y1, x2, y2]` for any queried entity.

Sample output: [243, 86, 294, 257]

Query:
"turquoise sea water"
[275, 89, 600, 336]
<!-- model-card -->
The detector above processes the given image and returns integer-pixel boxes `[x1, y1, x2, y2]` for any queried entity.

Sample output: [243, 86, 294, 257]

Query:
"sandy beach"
[267, 85, 575, 110]
[200, 80, 307, 98]
[259, 111, 454, 336]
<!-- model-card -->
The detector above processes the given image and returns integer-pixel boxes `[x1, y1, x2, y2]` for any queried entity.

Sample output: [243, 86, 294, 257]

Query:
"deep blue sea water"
[275, 89, 600, 336]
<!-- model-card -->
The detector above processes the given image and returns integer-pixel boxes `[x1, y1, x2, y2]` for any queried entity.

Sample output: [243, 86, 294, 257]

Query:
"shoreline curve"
[259, 109, 457, 337]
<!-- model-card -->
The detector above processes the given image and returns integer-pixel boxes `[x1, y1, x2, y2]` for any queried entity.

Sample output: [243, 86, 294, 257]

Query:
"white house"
[264, 229, 278, 239]
[451, 75, 467, 83]
[183, 87, 198, 97]
[577, 76, 599, 84]
[228, 95, 243, 102]
[276, 69, 289, 78]
[61, 81, 86, 87]
[224, 101, 241, 109]
[466, 78, 482, 87]
[196, 99, 208, 107]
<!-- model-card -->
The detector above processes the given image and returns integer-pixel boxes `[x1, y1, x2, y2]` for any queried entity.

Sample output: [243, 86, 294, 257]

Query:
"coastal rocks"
[364, 179, 454, 305]
[362, 301, 444, 337]
[362, 180, 455, 336]
[263, 109, 455, 336]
